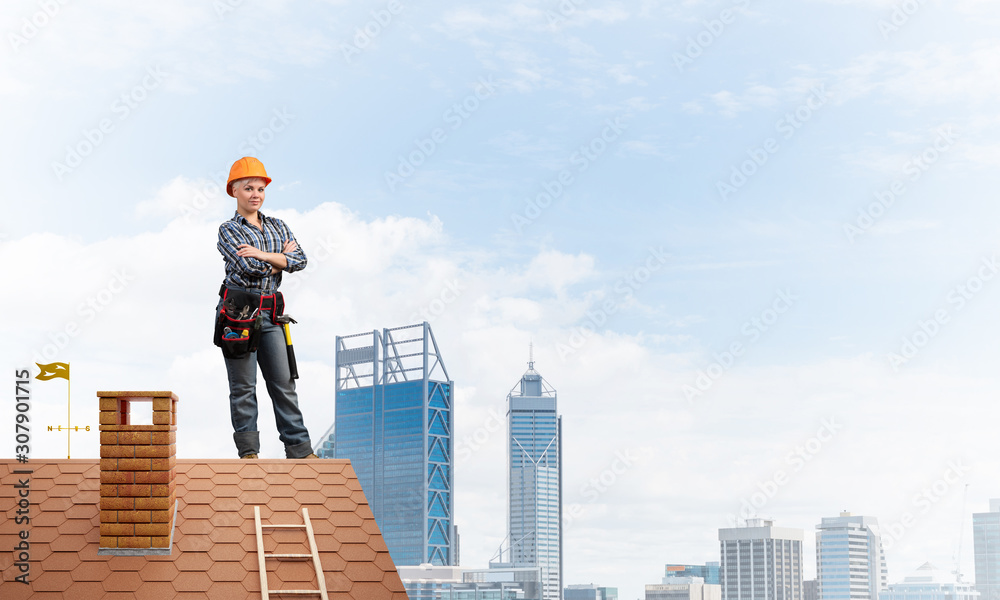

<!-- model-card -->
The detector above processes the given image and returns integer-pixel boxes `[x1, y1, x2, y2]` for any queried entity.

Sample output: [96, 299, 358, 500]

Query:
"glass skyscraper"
[504, 356, 562, 600]
[815, 513, 886, 600]
[331, 322, 455, 567]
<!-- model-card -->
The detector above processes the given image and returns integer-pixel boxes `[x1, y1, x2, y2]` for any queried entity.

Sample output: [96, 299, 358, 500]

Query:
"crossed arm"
[236, 240, 299, 275]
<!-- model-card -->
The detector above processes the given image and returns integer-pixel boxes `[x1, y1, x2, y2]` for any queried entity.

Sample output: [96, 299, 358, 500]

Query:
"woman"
[216, 156, 316, 459]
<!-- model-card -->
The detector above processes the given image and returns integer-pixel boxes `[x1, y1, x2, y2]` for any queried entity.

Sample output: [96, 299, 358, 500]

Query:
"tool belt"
[213, 284, 287, 359]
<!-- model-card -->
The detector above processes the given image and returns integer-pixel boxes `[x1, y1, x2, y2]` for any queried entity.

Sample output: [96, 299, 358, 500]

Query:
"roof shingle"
[0, 460, 408, 599]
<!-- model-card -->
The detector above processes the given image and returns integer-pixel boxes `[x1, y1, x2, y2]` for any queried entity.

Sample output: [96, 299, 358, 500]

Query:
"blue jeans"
[222, 307, 312, 458]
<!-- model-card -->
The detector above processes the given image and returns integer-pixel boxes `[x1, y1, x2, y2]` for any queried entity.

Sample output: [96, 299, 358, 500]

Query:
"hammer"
[274, 315, 299, 380]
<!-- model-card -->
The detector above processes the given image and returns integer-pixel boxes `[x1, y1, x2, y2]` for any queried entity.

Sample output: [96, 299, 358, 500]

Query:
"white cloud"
[833, 42, 1000, 107]
[437, 3, 629, 36]
[607, 63, 645, 85]
[5, 3, 1000, 598]
[488, 130, 567, 164]
[620, 137, 674, 159]
[432, 4, 635, 95]
[522, 249, 596, 293]
[868, 218, 939, 236]
[134, 175, 229, 221]
[813, 0, 995, 17]
[4, 188, 997, 594]
[705, 84, 793, 117]
[0, 0, 338, 99]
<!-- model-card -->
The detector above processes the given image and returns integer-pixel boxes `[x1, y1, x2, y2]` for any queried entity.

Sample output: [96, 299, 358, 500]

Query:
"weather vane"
[37, 362, 92, 459]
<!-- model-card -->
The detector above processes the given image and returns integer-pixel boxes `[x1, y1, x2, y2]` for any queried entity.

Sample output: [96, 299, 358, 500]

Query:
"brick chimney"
[98, 391, 178, 554]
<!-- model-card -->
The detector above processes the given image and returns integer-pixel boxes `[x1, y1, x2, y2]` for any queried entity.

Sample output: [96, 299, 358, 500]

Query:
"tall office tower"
[719, 518, 804, 600]
[974, 500, 1000, 600]
[506, 354, 562, 600]
[333, 322, 455, 566]
[816, 512, 887, 600]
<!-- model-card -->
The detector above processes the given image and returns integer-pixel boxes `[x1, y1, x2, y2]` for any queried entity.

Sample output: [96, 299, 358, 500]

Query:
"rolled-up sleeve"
[280, 222, 307, 273]
[218, 222, 272, 277]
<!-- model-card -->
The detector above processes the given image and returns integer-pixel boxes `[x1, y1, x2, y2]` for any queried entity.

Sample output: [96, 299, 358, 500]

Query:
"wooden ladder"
[254, 506, 330, 600]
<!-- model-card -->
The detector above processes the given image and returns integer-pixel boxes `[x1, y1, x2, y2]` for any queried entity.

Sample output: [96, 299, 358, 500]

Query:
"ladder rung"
[255, 506, 329, 600]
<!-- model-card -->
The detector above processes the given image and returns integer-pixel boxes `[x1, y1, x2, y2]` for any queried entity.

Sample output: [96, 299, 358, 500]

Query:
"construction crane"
[954, 484, 970, 583]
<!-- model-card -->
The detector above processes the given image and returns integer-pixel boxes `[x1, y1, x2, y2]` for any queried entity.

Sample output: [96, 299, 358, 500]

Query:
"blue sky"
[2, 1, 999, 598]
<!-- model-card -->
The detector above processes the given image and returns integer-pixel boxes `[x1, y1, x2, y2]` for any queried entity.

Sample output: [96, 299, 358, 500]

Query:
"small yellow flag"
[36, 362, 70, 381]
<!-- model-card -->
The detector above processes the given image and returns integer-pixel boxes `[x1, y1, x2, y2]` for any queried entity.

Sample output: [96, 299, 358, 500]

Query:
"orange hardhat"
[226, 157, 272, 197]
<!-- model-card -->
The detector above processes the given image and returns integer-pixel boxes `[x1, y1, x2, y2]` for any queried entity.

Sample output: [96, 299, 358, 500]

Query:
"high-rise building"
[565, 583, 619, 600]
[503, 354, 562, 600]
[974, 500, 1000, 600]
[719, 518, 804, 600]
[666, 564, 721, 585]
[816, 512, 887, 600]
[398, 564, 465, 600]
[460, 566, 543, 599]
[314, 420, 335, 458]
[646, 577, 721, 600]
[883, 563, 979, 600]
[332, 322, 456, 566]
[804, 580, 818, 600]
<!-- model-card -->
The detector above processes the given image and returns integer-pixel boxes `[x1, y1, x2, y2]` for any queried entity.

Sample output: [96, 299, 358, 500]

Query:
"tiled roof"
[0, 459, 409, 599]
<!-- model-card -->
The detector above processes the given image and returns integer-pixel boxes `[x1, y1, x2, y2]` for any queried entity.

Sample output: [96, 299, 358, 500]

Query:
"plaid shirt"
[217, 210, 307, 292]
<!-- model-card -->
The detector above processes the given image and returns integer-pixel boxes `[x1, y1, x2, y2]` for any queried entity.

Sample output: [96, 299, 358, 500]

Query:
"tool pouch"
[214, 286, 265, 359]
[269, 292, 285, 324]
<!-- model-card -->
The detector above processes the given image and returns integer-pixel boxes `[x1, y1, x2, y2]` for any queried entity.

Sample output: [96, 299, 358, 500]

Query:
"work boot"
[284, 440, 315, 459]
[233, 431, 260, 459]
[241, 453, 258, 459]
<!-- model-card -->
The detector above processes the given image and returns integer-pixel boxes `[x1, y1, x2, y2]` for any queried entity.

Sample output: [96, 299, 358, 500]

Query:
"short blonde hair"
[229, 177, 268, 195]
